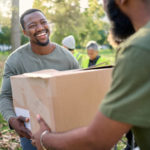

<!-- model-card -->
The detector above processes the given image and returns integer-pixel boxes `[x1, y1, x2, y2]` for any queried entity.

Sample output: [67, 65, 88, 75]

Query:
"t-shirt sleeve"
[72, 56, 80, 69]
[59, 46, 80, 69]
[100, 45, 150, 127]
[0, 62, 17, 122]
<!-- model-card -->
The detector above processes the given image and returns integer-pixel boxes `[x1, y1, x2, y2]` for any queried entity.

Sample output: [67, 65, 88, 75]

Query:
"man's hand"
[32, 115, 51, 150]
[30, 112, 132, 150]
[9, 116, 32, 139]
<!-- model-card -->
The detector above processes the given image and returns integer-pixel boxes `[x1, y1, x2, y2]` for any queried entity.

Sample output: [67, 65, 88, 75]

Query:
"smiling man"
[0, 9, 79, 150]
[32, 0, 150, 150]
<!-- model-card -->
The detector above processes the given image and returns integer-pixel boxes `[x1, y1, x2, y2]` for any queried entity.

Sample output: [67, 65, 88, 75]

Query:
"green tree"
[0, 0, 11, 26]
[32, 0, 109, 48]
[0, 0, 28, 47]
[0, 26, 11, 45]
[78, 0, 109, 47]
[0, 25, 28, 46]
[33, 0, 82, 44]
[11, 0, 21, 51]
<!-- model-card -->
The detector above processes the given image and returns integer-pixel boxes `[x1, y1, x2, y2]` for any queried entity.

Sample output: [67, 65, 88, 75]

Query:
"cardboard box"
[11, 67, 113, 133]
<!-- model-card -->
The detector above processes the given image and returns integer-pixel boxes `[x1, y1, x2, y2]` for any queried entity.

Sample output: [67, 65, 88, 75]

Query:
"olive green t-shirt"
[0, 42, 79, 122]
[100, 21, 150, 150]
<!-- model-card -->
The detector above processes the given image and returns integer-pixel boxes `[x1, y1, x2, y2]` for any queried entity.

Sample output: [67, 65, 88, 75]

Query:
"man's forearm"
[0, 95, 16, 122]
[42, 127, 94, 150]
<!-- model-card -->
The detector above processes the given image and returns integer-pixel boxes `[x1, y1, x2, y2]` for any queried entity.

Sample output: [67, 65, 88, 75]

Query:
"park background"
[0, 0, 125, 149]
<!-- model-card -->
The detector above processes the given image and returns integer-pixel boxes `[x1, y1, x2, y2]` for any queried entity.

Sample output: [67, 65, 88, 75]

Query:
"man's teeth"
[37, 32, 47, 37]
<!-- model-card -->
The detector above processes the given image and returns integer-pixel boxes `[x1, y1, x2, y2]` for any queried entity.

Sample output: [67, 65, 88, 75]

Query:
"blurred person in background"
[81, 41, 107, 68]
[62, 35, 82, 66]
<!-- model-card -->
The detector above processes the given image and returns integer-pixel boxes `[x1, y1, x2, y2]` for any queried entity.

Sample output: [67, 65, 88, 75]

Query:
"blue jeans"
[20, 137, 37, 150]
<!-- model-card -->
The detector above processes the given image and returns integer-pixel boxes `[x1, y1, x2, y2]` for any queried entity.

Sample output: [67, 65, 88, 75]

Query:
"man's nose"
[36, 23, 44, 31]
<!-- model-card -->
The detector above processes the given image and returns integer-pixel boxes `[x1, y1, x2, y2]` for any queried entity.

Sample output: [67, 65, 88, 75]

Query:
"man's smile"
[35, 30, 49, 40]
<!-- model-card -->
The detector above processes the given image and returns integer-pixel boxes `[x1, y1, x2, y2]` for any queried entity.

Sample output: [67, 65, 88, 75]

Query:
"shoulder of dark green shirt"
[118, 21, 150, 54]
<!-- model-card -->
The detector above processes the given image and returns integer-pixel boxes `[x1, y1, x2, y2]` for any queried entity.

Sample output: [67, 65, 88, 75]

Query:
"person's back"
[100, 1, 150, 149]
[62, 35, 83, 66]
[106, 21, 150, 149]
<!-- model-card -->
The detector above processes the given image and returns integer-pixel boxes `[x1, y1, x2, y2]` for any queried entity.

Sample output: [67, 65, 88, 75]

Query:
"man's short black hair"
[20, 9, 43, 30]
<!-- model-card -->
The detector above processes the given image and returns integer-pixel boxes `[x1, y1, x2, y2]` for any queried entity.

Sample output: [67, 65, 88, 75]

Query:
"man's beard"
[34, 29, 50, 46]
[106, 0, 135, 42]
[36, 39, 50, 46]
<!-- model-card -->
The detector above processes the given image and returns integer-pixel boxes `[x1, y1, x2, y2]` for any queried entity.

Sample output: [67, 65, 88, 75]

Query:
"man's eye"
[41, 21, 47, 24]
[29, 24, 36, 28]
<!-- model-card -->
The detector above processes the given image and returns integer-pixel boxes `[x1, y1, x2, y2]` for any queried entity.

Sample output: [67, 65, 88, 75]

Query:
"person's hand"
[32, 115, 51, 150]
[9, 116, 32, 139]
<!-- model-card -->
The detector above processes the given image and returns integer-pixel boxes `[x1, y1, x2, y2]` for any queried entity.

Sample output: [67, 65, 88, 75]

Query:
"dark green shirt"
[100, 21, 150, 150]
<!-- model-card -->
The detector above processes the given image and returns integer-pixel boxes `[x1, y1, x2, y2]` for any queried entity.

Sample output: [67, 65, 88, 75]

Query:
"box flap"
[11, 66, 113, 79]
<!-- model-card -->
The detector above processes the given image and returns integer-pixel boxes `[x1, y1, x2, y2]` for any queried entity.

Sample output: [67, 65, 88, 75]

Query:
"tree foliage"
[11, 0, 21, 51]
[0, 25, 29, 46]
[33, 0, 109, 47]
[0, 0, 111, 48]
[33, 0, 82, 44]
[0, 0, 11, 26]
[81, 0, 109, 46]
[0, 26, 11, 45]
[33, 0, 110, 47]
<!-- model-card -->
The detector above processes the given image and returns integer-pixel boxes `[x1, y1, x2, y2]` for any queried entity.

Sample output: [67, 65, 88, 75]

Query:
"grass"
[0, 49, 127, 150]
[0, 113, 21, 150]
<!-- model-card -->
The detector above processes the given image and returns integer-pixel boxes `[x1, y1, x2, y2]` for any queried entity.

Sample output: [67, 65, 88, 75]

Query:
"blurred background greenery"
[0, 0, 113, 51]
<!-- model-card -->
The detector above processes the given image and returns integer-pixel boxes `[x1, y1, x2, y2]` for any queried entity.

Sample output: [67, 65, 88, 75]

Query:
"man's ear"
[121, 0, 127, 4]
[23, 30, 28, 37]
[116, 0, 128, 5]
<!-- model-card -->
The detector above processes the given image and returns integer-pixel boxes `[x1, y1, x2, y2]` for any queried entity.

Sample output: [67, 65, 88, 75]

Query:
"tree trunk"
[11, 0, 20, 51]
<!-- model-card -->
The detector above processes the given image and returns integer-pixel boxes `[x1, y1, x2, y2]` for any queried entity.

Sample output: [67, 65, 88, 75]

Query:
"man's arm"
[33, 111, 132, 150]
[0, 63, 16, 121]
[0, 62, 31, 139]
[72, 56, 80, 69]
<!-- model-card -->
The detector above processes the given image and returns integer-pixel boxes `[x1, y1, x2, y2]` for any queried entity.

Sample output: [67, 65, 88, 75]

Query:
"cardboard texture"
[11, 67, 113, 133]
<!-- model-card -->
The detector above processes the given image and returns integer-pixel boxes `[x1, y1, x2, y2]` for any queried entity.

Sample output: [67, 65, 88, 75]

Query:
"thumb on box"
[36, 114, 51, 131]
[37, 114, 45, 125]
